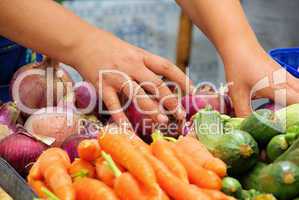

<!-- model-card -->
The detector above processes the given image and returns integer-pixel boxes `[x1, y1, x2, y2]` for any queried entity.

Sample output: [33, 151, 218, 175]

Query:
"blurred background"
[62, 0, 299, 86]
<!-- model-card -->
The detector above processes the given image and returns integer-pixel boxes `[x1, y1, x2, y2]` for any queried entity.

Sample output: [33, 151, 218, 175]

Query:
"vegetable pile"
[27, 129, 236, 200]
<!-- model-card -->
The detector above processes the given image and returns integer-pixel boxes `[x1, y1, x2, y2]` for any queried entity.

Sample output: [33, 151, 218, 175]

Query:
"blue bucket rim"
[269, 47, 299, 78]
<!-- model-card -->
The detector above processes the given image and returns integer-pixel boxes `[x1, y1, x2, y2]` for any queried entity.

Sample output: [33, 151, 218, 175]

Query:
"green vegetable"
[194, 108, 259, 175]
[242, 162, 267, 190]
[240, 109, 283, 146]
[222, 177, 242, 198]
[276, 137, 299, 165]
[243, 161, 299, 200]
[223, 117, 245, 133]
[276, 104, 299, 130]
[267, 134, 289, 162]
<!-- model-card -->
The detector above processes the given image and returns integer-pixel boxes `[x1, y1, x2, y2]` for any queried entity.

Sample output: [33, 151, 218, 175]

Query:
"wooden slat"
[176, 11, 193, 73]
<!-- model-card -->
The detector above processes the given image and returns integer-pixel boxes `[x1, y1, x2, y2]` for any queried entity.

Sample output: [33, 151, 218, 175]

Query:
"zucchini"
[276, 104, 299, 129]
[194, 109, 259, 175]
[241, 189, 277, 200]
[243, 161, 299, 200]
[222, 177, 242, 198]
[267, 134, 289, 162]
[240, 109, 283, 146]
[276, 137, 299, 165]
[242, 162, 267, 190]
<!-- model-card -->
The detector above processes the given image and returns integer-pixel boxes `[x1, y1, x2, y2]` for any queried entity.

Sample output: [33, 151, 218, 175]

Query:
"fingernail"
[157, 114, 169, 123]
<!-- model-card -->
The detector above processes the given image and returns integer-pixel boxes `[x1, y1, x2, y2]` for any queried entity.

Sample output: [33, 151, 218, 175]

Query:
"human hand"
[75, 30, 193, 124]
[225, 48, 299, 117]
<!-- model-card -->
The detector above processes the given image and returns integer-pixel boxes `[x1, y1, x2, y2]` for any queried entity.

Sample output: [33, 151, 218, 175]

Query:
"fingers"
[132, 66, 186, 120]
[230, 86, 252, 117]
[100, 84, 129, 125]
[120, 79, 169, 123]
[143, 52, 194, 94]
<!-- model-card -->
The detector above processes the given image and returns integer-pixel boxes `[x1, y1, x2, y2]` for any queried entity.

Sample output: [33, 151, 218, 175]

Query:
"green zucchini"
[276, 137, 299, 165]
[243, 161, 299, 200]
[242, 162, 267, 190]
[240, 109, 283, 146]
[276, 104, 299, 130]
[194, 108, 259, 175]
[267, 134, 289, 162]
[222, 177, 242, 198]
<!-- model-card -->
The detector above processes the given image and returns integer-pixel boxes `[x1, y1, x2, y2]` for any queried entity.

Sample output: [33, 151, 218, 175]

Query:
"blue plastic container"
[269, 48, 299, 78]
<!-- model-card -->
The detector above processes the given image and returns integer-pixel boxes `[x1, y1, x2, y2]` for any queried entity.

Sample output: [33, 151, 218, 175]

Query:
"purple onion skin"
[61, 134, 95, 162]
[0, 132, 47, 177]
[75, 85, 91, 109]
[126, 103, 153, 140]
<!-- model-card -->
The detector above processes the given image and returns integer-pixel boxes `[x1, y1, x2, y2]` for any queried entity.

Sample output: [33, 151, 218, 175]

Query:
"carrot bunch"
[28, 129, 234, 200]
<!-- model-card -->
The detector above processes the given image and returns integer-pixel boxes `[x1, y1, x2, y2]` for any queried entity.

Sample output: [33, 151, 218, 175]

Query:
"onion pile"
[10, 58, 72, 113]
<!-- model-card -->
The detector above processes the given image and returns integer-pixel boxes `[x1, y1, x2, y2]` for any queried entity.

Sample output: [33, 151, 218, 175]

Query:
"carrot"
[73, 177, 118, 200]
[102, 151, 168, 200]
[99, 133, 158, 194]
[151, 132, 188, 183]
[69, 158, 95, 179]
[38, 148, 75, 200]
[27, 161, 42, 182]
[141, 151, 211, 200]
[95, 158, 117, 187]
[77, 139, 101, 162]
[129, 138, 209, 200]
[198, 188, 236, 200]
[172, 144, 222, 190]
[176, 136, 227, 177]
[28, 179, 48, 198]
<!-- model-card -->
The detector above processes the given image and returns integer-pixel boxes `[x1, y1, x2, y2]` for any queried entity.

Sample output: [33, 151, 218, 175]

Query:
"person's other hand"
[76, 30, 193, 124]
[225, 48, 299, 117]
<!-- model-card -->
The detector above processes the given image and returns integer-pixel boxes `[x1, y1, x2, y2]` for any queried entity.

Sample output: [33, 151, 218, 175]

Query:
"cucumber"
[194, 109, 259, 175]
[222, 177, 242, 198]
[267, 134, 289, 162]
[240, 109, 283, 145]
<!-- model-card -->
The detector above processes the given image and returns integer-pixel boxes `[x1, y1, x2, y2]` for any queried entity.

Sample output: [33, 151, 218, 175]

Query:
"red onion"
[126, 103, 153, 138]
[0, 131, 47, 176]
[0, 102, 20, 140]
[61, 134, 95, 162]
[10, 58, 73, 114]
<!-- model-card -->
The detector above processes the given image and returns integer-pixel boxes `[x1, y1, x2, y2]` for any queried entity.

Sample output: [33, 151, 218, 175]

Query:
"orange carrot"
[102, 151, 169, 200]
[130, 139, 210, 200]
[27, 161, 42, 182]
[172, 144, 222, 190]
[99, 134, 158, 194]
[69, 158, 95, 179]
[77, 139, 101, 162]
[38, 148, 75, 200]
[28, 179, 48, 198]
[73, 177, 119, 200]
[142, 151, 211, 200]
[198, 188, 236, 200]
[95, 158, 117, 187]
[176, 136, 227, 177]
[114, 172, 147, 200]
[151, 132, 188, 183]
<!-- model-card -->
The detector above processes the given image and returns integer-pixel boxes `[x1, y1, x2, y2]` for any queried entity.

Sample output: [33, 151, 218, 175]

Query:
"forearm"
[176, 0, 266, 65]
[0, 0, 103, 68]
